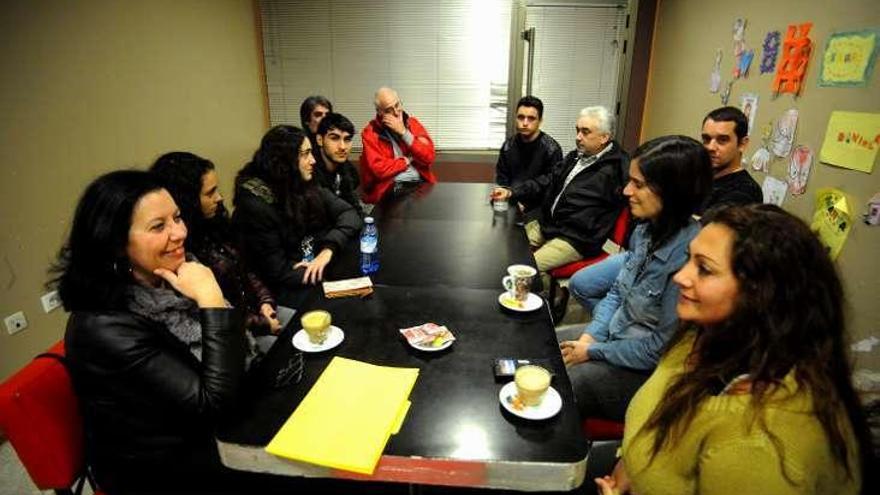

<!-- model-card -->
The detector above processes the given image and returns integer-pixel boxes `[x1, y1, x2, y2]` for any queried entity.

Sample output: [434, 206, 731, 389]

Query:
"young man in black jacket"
[314, 113, 363, 216]
[491, 106, 628, 287]
[495, 95, 563, 213]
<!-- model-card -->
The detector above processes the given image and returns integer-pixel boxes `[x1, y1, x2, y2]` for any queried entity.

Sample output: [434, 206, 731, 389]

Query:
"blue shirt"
[584, 219, 700, 370]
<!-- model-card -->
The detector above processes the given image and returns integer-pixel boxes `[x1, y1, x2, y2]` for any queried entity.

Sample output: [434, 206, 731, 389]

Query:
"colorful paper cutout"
[811, 188, 852, 260]
[761, 31, 781, 74]
[863, 192, 880, 226]
[819, 111, 880, 173]
[710, 49, 723, 93]
[788, 145, 813, 195]
[819, 29, 879, 87]
[773, 23, 814, 95]
[762, 175, 788, 206]
[738, 49, 755, 78]
[720, 81, 732, 105]
[770, 108, 799, 158]
[740, 93, 759, 135]
[732, 18, 753, 79]
[750, 147, 771, 173]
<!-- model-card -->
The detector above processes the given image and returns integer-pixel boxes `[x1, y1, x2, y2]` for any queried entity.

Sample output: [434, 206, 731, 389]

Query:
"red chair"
[547, 208, 631, 319]
[0, 341, 103, 495]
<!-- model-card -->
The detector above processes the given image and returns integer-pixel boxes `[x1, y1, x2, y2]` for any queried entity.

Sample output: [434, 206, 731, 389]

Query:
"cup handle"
[502, 275, 513, 292]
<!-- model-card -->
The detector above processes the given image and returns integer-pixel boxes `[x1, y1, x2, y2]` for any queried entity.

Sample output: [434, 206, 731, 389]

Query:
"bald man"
[360, 87, 436, 203]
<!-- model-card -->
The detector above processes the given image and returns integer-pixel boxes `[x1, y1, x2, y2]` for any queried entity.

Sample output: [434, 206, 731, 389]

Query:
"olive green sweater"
[622, 332, 860, 495]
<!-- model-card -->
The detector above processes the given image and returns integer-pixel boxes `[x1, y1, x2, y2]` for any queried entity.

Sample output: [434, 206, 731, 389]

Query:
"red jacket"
[359, 114, 436, 204]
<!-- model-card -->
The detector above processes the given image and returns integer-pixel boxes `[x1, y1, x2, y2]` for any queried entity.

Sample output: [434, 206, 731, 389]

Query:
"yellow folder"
[265, 356, 419, 475]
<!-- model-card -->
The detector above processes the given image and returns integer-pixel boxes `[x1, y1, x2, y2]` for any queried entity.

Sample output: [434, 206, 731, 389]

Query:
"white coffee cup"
[502, 264, 537, 302]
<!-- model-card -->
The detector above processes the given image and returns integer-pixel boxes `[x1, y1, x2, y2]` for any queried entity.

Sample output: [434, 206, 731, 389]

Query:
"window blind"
[260, 0, 512, 150]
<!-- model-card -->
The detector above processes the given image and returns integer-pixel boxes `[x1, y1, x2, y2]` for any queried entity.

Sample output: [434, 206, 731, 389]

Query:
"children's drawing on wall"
[811, 188, 852, 260]
[720, 81, 732, 105]
[710, 49, 723, 93]
[750, 147, 771, 173]
[819, 111, 880, 173]
[773, 23, 814, 96]
[770, 108, 799, 157]
[740, 93, 759, 134]
[819, 29, 879, 87]
[863, 193, 880, 226]
[732, 18, 755, 78]
[761, 31, 781, 74]
[788, 145, 813, 195]
[762, 176, 788, 206]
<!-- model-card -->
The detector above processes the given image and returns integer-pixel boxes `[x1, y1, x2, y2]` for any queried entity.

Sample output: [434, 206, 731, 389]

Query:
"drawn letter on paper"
[819, 111, 880, 173]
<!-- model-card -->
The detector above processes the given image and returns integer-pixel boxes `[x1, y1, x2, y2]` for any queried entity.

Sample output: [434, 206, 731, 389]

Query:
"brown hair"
[639, 204, 873, 490]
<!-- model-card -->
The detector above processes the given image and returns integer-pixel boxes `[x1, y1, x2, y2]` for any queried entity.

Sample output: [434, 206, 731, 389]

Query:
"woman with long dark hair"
[52, 170, 247, 493]
[559, 135, 712, 421]
[232, 125, 361, 306]
[596, 204, 873, 494]
[150, 152, 282, 338]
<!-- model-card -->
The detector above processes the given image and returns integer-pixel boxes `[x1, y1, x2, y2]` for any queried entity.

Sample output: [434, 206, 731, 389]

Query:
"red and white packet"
[399, 323, 456, 347]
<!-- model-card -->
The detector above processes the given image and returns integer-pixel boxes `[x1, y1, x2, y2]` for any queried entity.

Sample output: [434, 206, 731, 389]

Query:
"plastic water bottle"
[360, 217, 379, 275]
[301, 236, 315, 262]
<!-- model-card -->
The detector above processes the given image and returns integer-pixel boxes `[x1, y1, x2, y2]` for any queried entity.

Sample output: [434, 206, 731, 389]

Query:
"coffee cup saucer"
[498, 381, 561, 420]
[498, 292, 543, 312]
[409, 338, 454, 352]
[292, 325, 344, 353]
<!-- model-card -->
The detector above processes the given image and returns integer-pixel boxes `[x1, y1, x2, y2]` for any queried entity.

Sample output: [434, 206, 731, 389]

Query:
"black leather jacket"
[64, 308, 245, 486]
[495, 132, 563, 187]
[232, 182, 362, 301]
[511, 142, 629, 257]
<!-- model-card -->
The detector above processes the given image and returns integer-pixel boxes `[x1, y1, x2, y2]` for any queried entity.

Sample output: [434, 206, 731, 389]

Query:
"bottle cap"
[365, 216, 375, 224]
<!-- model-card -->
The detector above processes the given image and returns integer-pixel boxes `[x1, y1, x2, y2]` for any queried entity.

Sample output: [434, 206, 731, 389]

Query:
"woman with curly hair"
[597, 204, 874, 495]
[232, 125, 361, 307]
[151, 152, 283, 339]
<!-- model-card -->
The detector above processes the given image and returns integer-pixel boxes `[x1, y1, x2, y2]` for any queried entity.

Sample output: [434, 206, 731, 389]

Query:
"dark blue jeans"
[568, 253, 625, 313]
[557, 326, 650, 421]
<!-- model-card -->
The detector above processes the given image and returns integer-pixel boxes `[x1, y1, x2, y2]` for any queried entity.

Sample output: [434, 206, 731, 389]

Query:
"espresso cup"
[301, 310, 331, 345]
[514, 365, 551, 407]
[501, 264, 536, 301]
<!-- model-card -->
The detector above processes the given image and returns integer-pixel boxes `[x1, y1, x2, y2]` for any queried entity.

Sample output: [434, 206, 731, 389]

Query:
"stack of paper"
[265, 357, 418, 475]
[322, 277, 373, 298]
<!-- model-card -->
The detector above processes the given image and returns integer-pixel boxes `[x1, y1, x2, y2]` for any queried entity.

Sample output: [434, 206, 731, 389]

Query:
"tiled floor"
[0, 440, 48, 495]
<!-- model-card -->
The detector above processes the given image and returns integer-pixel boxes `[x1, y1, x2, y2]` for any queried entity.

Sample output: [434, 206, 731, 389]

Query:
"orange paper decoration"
[773, 23, 813, 95]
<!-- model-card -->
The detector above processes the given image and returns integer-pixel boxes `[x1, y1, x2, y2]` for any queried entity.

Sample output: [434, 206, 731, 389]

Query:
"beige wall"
[0, 0, 266, 379]
[644, 0, 880, 368]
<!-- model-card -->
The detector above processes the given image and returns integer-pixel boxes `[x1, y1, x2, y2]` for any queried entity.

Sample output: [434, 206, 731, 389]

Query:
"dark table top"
[332, 182, 539, 291]
[217, 183, 587, 491]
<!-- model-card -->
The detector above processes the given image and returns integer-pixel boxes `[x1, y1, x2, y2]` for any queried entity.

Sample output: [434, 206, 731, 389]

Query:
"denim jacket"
[584, 219, 699, 370]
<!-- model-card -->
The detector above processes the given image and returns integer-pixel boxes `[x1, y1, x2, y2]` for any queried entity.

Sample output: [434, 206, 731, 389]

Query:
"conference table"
[216, 183, 590, 492]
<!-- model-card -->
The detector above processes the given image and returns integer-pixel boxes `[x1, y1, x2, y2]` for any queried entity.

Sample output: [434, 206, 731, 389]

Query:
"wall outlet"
[4, 311, 28, 335]
[41, 290, 61, 313]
